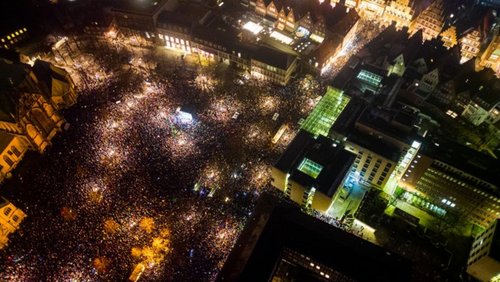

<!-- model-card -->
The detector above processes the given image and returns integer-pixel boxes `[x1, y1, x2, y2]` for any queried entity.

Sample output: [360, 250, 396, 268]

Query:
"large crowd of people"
[1, 32, 323, 281]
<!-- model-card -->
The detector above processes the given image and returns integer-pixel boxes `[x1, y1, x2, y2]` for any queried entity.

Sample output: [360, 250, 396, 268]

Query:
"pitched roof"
[0, 133, 15, 153]
[0, 59, 29, 123]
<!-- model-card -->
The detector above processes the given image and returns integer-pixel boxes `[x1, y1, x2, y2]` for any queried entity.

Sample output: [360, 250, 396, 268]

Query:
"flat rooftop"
[110, 0, 166, 14]
[421, 139, 500, 188]
[217, 193, 412, 281]
[275, 131, 356, 197]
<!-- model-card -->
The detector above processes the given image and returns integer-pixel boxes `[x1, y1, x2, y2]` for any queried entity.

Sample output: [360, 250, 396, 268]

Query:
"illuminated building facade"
[357, 0, 386, 19]
[382, 0, 414, 31]
[398, 141, 500, 229]
[408, 0, 444, 42]
[345, 0, 359, 10]
[387, 54, 406, 77]
[271, 130, 356, 213]
[32, 60, 78, 110]
[271, 87, 355, 212]
[459, 28, 481, 64]
[249, 47, 297, 85]
[0, 134, 28, 183]
[313, 11, 359, 72]
[0, 198, 26, 249]
[417, 68, 440, 95]
[467, 219, 500, 281]
[343, 134, 399, 189]
[0, 58, 77, 182]
[440, 25, 458, 50]
[477, 27, 500, 77]
[253, 0, 326, 39]
[0, 27, 28, 50]
[300, 87, 350, 137]
[462, 99, 500, 126]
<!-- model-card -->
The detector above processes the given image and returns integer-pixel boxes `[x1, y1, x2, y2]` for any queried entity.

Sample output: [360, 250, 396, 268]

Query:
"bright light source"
[176, 109, 193, 124]
[270, 31, 293, 45]
[310, 33, 324, 43]
[411, 141, 421, 149]
[243, 21, 263, 35]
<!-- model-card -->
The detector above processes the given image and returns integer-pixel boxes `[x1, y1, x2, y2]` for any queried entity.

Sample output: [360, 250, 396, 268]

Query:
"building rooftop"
[355, 106, 420, 147]
[109, 0, 167, 15]
[346, 130, 402, 162]
[275, 131, 356, 197]
[157, 2, 211, 27]
[217, 193, 412, 281]
[0, 59, 29, 123]
[301, 86, 350, 137]
[248, 45, 297, 70]
[421, 138, 500, 187]
[0, 133, 15, 153]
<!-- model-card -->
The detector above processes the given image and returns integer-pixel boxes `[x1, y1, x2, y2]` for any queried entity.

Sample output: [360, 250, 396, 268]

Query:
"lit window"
[4, 207, 12, 216]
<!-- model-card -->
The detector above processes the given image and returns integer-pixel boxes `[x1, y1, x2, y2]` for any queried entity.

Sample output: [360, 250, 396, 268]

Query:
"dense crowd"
[1, 33, 322, 281]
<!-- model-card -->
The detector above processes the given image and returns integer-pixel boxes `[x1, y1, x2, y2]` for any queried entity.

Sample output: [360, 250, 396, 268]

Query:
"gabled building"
[387, 54, 406, 77]
[0, 198, 25, 249]
[254, 0, 326, 39]
[0, 58, 76, 182]
[32, 60, 77, 110]
[382, 0, 414, 31]
[440, 25, 458, 50]
[417, 68, 439, 96]
[408, 0, 444, 42]
[0, 59, 65, 154]
[431, 79, 455, 106]
[357, 0, 386, 19]
[477, 27, 500, 77]
[459, 27, 481, 64]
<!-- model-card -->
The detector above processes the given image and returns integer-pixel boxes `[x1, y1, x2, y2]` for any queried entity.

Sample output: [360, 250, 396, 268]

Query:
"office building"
[467, 219, 500, 281]
[217, 193, 411, 281]
[399, 140, 500, 228]
[271, 130, 356, 213]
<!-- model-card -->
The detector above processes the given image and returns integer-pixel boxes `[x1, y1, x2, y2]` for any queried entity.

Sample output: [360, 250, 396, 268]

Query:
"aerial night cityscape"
[0, 0, 499, 281]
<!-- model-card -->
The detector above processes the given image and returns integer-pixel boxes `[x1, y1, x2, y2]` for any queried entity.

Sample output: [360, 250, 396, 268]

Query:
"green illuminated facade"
[300, 87, 350, 137]
[357, 69, 383, 87]
[298, 158, 323, 179]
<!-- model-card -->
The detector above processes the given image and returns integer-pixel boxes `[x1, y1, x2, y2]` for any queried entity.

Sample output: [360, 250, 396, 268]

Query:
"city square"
[0, 32, 321, 281]
[0, 0, 499, 281]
